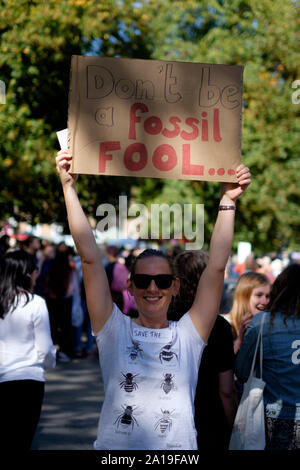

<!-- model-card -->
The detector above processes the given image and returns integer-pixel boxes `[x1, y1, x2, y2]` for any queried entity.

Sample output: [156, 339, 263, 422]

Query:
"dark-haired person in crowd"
[104, 245, 127, 311]
[34, 242, 56, 298]
[235, 264, 300, 450]
[0, 234, 10, 257]
[0, 250, 56, 451]
[21, 235, 41, 261]
[104, 245, 137, 315]
[56, 148, 250, 450]
[46, 250, 76, 362]
[169, 250, 238, 450]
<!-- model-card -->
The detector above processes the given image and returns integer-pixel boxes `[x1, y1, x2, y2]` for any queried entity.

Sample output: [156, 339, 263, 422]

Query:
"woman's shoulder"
[15, 291, 37, 305]
[18, 294, 48, 317]
[251, 311, 270, 325]
[247, 311, 271, 334]
[30, 293, 47, 306]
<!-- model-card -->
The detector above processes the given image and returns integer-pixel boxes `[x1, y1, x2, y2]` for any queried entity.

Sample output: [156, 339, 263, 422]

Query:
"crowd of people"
[0, 151, 299, 451]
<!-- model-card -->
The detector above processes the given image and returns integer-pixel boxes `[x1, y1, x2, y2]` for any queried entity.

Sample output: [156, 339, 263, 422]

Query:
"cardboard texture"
[68, 56, 244, 182]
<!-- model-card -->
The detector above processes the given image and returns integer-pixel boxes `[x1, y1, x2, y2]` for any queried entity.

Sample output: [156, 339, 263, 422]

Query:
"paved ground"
[31, 354, 104, 450]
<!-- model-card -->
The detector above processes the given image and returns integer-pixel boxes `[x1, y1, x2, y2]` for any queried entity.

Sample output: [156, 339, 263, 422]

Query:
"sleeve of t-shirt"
[32, 296, 56, 368]
[177, 312, 207, 372]
[178, 312, 206, 344]
[95, 303, 124, 354]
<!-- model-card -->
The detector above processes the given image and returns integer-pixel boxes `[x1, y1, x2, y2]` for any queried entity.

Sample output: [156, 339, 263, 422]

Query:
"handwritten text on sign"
[68, 57, 243, 181]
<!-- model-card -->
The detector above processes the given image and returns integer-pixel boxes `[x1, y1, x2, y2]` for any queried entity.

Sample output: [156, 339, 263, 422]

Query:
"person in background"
[223, 272, 271, 354]
[0, 234, 10, 257]
[235, 264, 300, 450]
[46, 250, 75, 362]
[124, 251, 138, 318]
[244, 253, 259, 273]
[169, 250, 238, 450]
[0, 250, 56, 452]
[34, 242, 55, 298]
[104, 245, 136, 315]
[256, 255, 275, 283]
[76, 280, 96, 358]
[56, 241, 70, 253]
[69, 247, 94, 359]
[21, 235, 41, 262]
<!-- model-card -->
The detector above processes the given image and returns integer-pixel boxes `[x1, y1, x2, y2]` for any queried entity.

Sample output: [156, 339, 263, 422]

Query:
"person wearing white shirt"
[0, 250, 56, 451]
[56, 149, 251, 450]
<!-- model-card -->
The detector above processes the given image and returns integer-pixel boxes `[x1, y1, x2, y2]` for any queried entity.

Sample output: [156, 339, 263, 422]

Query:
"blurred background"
[1, 0, 300, 261]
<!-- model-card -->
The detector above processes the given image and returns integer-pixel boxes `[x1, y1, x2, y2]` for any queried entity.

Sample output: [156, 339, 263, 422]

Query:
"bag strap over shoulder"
[249, 312, 266, 379]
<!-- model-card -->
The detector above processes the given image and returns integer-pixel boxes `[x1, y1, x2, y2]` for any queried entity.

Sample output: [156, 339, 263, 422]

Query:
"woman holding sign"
[56, 149, 250, 450]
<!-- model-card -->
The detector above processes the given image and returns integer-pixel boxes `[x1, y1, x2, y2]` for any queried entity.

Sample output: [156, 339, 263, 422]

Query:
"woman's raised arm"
[189, 164, 251, 342]
[56, 150, 113, 334]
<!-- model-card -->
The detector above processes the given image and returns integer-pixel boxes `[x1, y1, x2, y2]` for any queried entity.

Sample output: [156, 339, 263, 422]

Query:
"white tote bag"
[229, 313, 266, 450]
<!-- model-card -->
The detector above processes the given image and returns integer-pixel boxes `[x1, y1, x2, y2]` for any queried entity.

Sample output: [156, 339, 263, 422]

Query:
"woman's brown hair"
[129, 248, 175, 277]
[268, 263, 300, 327]
[168, 250, 209, 320]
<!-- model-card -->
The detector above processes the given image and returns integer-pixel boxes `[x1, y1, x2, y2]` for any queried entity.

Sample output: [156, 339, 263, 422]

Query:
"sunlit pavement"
[31, 355, 104, 450]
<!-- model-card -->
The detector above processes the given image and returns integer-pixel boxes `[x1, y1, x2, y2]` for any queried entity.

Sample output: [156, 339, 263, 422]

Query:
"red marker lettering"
[144, 115, 163, 135]
[213, 108, 222, 142]
[181, 117, 200, 141]
[152, 144, 177, 171]
[182, 144, 204, 176]
[99, 141, 120, 173]
[162, 116, 181, 138]
[129, 102, 148, 140]
[201, 112, 208, 141]
[124, 143, 147, 171]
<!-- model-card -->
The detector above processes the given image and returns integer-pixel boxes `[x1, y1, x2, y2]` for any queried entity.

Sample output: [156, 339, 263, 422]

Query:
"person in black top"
[169, 250, 238, 449]
[0, 235, 10, 257]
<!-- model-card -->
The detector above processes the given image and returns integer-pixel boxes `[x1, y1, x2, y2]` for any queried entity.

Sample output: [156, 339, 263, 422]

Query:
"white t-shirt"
[0, 294, 56, 382]
[94, 304, 206, 450]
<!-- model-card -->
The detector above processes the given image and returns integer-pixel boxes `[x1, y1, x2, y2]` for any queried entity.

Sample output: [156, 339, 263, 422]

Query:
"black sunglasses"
[131, 274, 174, 289]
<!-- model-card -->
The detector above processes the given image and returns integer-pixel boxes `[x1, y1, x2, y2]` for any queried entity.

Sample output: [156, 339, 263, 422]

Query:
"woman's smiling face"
[129, 256, 179, 322]
[249, 283, 271, 315]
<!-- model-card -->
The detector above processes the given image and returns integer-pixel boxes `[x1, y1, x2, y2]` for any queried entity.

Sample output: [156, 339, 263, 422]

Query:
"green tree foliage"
[135, 0, 300, 252]
[0, 0, 299, 251]
[0, 0, 151, 229]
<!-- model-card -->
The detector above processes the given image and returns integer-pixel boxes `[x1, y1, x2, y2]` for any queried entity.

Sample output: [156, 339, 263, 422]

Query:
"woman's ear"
[172, 277, 180, 297]
[127, 277, 133, 295]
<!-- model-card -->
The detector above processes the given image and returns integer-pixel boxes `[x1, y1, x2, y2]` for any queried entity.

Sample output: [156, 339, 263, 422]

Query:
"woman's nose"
[147, 279, 158, 291]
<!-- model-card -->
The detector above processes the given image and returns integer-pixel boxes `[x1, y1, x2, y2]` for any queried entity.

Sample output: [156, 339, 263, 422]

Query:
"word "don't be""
[88, 65, 241, 109]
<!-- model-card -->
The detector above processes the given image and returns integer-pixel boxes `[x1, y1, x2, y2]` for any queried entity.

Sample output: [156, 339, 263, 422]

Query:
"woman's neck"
[132, 316, 169, 329]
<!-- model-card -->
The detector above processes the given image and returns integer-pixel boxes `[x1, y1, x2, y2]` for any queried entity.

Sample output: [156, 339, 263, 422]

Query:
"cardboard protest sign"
[68, 55, 244, 182]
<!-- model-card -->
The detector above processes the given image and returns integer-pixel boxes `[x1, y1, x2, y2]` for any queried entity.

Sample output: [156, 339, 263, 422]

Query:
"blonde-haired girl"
[224, 272, 270, 354]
